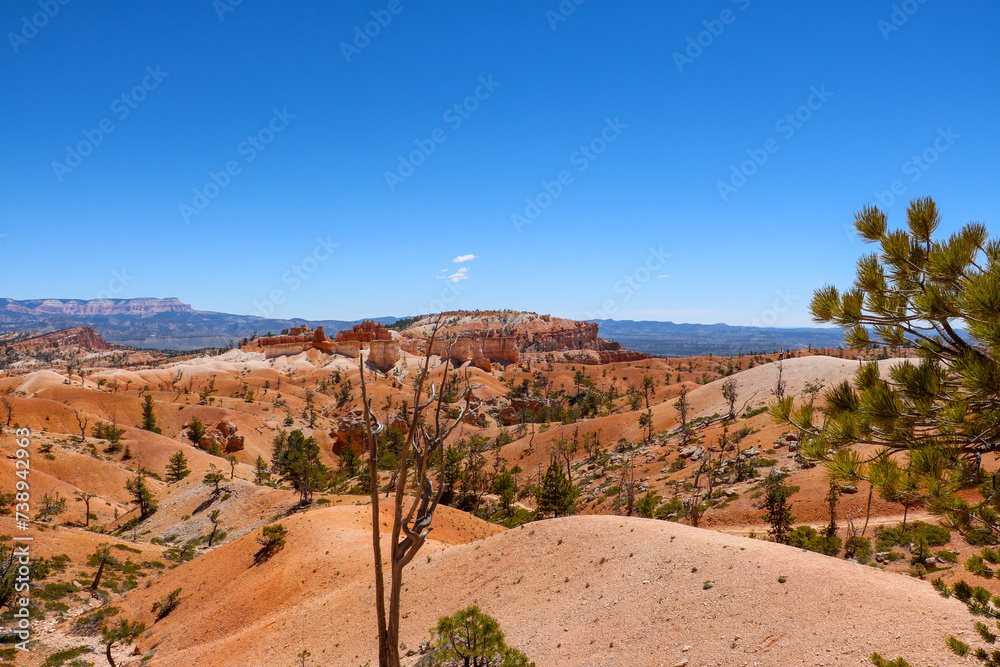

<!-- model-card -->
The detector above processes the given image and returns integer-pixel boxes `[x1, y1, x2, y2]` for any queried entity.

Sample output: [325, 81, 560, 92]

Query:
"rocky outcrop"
[518, 321, 600, 353]
[397, 311, 646, 366]
[367, 340, 400, 372]
[597, 339, 648, 364]
[336, 320, 392, 343]
[399, 335, 519, 367]
[330, 411, 366, 454]
[4, 326, 114, 352]
[242, 326, 365, 359]
[198, 420, 245, 453]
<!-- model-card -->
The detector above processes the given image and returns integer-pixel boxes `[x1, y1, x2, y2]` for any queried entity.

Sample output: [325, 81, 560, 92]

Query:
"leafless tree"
[1, 393, 14, 432]
[721, 377, 738, 419]
[359, 324, 470, 667]
[74, 410, 90, 442]
[772, 358, 786, 401]
[75, 490, 97, 527]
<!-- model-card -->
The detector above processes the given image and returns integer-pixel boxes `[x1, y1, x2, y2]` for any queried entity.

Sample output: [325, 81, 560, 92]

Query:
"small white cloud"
[658, 274, 670, 279]
[448, 267, 469, 283]
[452, 254, 477, 263]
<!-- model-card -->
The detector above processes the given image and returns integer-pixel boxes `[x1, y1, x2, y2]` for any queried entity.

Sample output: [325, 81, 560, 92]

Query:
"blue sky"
[1, 0, 997, 326]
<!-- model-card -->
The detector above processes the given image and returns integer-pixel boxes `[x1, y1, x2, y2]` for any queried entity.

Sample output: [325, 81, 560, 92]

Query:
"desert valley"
[0, 303, 994, 666]
[4, 3, 997, 665]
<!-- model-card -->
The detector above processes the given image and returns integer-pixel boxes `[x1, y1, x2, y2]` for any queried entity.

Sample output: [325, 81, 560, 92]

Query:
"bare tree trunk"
[861, 485, 873, 537]
[360, 324, 469, 667]
[91, 552, 108, 593]
[359, 358, 390, 667]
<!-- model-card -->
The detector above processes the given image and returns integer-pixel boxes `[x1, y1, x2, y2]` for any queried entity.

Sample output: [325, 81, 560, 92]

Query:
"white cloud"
[658, 274, 670, 279]
[452, 254, 477, 263]
[448, 267, 469, 283]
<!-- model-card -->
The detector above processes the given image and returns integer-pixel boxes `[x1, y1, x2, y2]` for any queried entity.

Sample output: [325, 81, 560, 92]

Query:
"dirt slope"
[116, 515, 974, 667]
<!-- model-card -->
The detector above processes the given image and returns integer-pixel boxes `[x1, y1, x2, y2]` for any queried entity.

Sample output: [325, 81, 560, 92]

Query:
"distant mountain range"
[591, 319, 845, 357]
[0, 298, 845, 356]
[0, 298, 397, 350]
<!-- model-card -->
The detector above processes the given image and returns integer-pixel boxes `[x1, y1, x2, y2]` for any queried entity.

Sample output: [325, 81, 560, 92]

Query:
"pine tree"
[186, 418, 205, 445]
[125, 467, 157, 520]
[253, 455, 270, 485]
[141, 395, 161, 434]
[202, 464, 225, 495]
[772, 198, 1000, 542]
[165, 450, 191, 483]
[761, 471, 795, 544]
[426, 606, 534, 667]
[101, 618, 146, 667]
[535, 460, 578, 518]
[274, 430, 329, 505]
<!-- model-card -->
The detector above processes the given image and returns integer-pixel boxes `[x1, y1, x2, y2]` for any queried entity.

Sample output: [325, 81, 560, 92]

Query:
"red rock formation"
[399, 336, 519, 366]
[5, 326, 114, 352]
[330, 411, 366, 454]
[336, 320, 392, 343]
[597, 339, 648, 364]
[367, 340, 400, 372]
[198, 420, 245, 453]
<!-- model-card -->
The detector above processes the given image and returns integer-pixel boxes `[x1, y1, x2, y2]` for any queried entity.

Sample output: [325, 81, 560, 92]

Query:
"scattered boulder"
[331, 411, 366, 454]
[199, 420, 245, 453]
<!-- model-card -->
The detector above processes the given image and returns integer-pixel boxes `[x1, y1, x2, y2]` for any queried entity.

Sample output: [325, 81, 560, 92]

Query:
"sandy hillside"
[103, 514, 976, 667]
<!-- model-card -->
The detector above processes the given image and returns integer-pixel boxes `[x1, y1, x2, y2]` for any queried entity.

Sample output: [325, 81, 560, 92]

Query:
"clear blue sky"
[1, 0, 997, 326]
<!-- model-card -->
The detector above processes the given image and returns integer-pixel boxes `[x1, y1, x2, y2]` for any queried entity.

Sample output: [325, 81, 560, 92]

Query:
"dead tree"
[75, 490, 97, 527]
[74, 410, 90, 442]
[359, 325, 469, 667]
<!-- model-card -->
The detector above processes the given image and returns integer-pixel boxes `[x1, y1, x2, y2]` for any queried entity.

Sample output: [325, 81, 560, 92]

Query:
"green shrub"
[965, 554, 994, 579]
[869, 654, 912, 667]
[876, 522, 950, 551]
[787, 526, 842, 557]
[845, 536, 873, 564]
[41, 646, 93, 667]
[936, 549, 958, 563]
